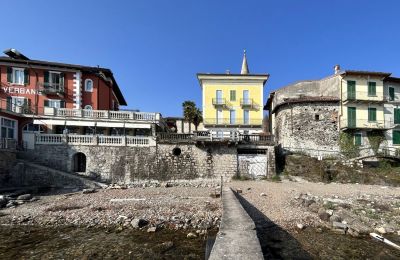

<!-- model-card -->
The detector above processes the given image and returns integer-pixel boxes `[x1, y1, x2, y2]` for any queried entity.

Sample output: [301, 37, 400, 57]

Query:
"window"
[0, 117, 17, 139]
[315, 114, 320, 121]
[44, 99, 64, 108]
[230, 90, 236, 101]
[393, 130, 400, 145]
[368, 107, 377, 122]
[230, 110, 236, 124]
[85, 79, 93, 92]
[354, 133, 362, 146]
[9, 96, 27, 112]
[84, 105, 93, 110]
[216, 90, 223, 104]
[395, 108, 400, 124]
[44, 71, 64, 90]
[216, 109, 223, 124]
[347, 81, 356, 99]
[368, 82, 376, 96]
[23, 123, 44, 133]
[243, 110, 250, 124]
[389, 87, 395, 101]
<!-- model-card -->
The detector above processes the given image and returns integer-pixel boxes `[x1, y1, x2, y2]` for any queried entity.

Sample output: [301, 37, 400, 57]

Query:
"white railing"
[34, 134, 155, 147]
[52, 108, 159, 122]
[0, 138, 17, 150]
[35, 134, 63, 144]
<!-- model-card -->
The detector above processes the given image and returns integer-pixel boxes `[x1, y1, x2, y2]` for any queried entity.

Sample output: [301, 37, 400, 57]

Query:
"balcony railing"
[203, 118, 263, 126]
[0, 138, 17, 150]
[37, 82, 65, 95]
[342, 91, 386, 102]
[240, 98, 257, 109]
[340, 119, 387, 129]
[35, 134, 155, 147]
[212, 98, 227, 106]
[157, 131, 275, 144]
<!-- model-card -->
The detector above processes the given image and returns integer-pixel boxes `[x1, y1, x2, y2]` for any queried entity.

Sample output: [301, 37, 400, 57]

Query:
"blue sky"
[2, 0, 400, 116]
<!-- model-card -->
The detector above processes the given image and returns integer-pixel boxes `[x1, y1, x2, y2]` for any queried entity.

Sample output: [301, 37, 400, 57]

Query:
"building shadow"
[233, 191, 313, 260]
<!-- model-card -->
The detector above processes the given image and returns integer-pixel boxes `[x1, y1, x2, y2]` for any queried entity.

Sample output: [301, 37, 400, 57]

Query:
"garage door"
[238, 149, 267, 179]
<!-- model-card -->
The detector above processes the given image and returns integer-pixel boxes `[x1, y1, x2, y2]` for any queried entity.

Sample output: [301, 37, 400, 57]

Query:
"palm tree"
[182, 101, 203, 132]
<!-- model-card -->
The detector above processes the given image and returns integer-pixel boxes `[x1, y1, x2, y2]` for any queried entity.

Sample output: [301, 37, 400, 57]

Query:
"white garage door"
[238, 150, 267, 178]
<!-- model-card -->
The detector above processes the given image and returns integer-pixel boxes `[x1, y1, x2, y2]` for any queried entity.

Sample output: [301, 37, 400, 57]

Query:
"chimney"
[334, 64, 341, 75]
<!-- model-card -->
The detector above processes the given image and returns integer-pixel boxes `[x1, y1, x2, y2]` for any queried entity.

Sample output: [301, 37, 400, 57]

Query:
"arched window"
[22, 123, 44, 133]
[84, 105, 93, 110]
[85, 79, 93, 92]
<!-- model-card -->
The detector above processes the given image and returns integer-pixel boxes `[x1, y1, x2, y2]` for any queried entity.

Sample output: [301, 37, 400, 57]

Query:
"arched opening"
[172, 147, 181, 156]
[73, 152, 86, 172]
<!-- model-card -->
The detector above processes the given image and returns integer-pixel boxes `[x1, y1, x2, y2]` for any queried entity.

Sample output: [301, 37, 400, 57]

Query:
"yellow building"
[197, 51, 269, 136]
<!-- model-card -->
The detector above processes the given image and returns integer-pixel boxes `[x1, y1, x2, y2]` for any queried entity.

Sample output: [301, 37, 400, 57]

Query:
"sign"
[1, 86, 40, 95]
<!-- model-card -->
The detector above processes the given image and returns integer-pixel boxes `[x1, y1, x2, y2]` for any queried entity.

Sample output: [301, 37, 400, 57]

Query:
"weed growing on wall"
[367, 130, 385, 155]
[339, 131, 359, 158]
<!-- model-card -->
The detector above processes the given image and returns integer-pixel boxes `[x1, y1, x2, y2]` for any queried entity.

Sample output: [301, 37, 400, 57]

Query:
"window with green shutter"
[393, 130, 400, 145]
[230, 90, 236, 101]
[368, 107, 377, 121]
[347, 81, 356, 99]
[354, 133, 362, 146]
[389, 87, 395, 101]
[395, 108, 400, 124]
[368, 82, 376, 96]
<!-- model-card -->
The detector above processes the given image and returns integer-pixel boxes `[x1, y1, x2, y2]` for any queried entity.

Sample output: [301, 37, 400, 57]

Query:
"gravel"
[230, 177, 400, 231]
[0, 186, 222, 231]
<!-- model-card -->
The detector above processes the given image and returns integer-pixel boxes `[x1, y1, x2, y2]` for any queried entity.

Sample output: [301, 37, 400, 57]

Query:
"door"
[243, 90, 249, 105]
[216, 90, 222, 105]
[243, 110, 250, 124]
[347, 81, 356, 100]
[230, 110, 236, 124]
[347, 107, 356, 128]
[216, 109, 223, 124]
[238, 150, 268, 179]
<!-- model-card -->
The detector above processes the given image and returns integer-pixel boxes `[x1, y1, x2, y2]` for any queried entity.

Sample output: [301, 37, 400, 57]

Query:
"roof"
[270, 96, 340, 113]
[0, 56, 127, 106]
[341, 70, 391, 78]
[385, 76, 400, 83]
[197, 73, 269, 87]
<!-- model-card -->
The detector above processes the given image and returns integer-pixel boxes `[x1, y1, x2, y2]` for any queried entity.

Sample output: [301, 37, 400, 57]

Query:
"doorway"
[73, 152, 86, 172]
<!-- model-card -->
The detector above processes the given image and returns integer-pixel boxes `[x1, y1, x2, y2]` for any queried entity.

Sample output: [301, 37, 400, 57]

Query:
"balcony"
[342, 91, 386, 103]
[340, 119, 388, 129]
[240, 98, 257, 109]
[37, 82, 65, 96]
[212, 98, 228, 108]
[203, 118, 263, 127]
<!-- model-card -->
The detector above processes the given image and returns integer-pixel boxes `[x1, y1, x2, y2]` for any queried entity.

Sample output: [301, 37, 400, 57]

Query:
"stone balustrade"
[35, 134, 155, 147]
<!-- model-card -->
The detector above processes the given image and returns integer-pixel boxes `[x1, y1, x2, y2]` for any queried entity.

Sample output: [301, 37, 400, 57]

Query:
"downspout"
[97, 77, 100, 110]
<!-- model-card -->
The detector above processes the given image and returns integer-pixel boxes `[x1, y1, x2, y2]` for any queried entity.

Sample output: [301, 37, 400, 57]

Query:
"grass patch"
[323, 201, 336, 210]
[270, 175, 281, 182]
[231, 175, 251, 181]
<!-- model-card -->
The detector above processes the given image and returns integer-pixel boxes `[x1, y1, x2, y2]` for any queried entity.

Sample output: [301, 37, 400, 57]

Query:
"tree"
[182, 101, 203, 132]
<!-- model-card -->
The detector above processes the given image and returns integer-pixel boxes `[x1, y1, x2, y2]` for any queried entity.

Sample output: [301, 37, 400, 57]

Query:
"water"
[0, 225, 210, 259]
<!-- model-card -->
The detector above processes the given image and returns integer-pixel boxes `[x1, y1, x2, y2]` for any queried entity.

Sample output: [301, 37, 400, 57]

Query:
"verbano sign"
[1, 86, 40, 95]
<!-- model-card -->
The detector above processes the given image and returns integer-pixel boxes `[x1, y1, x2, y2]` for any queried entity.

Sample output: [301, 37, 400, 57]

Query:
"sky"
[2, 0, 400, 116]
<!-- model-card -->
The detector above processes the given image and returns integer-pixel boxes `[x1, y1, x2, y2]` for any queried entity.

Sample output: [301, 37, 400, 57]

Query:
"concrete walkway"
[209, 187, 263, 260]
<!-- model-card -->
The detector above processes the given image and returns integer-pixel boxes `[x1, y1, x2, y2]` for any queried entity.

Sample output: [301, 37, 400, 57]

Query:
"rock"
[332, 221, 347, 230]
[304, 199, 316, 207]
[29, 197, 39, 202]
[147, 227, 157, 233]
[383, 225, 395, 234]
[131, 218, 149, 228]
[376, 227, 387, 234]
[187, 232, 197, 239]
[164, 182, 173, 188]
[236, 189, 242, 194]
[260, 193, 267, 197]
[82, 189, 96, 194]
[16, 194, 32, 201]
[308, 203, 319, 213]
[153, 241, 174, 253]
[326, 209, 334, 216]
[318, 208, 330, 222]
[329, 214, 341, 223]
[397, 230, 400, 236]
[0, 196, 7, 208]
[6, 201, 16, 208]
[247, 187, 251, 190]
[296, 223, 305, 230]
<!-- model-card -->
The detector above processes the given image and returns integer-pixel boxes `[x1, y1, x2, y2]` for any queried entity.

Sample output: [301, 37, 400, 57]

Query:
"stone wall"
[0, 151, 16, 185]
[19, 142, 276, 183]
[275, 102, 340, 156]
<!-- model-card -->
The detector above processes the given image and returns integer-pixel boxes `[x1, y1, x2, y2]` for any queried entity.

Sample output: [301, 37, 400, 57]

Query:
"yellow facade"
[340, 75, 386, 129]
[202, 82, 264, 126]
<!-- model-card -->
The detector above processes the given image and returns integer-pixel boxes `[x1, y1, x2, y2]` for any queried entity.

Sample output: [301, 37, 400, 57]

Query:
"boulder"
[131, 218, 149, 228]
[375, 227, 387, 234]
[332, 221, 347, 230]
[82, 189, 96, 194]
[308, 203, 319, 213]
[16, 194, 32, 201]
[329, 214, 342, 223]
[0, 196, 7, 208]
[318, 208, 330, 221]
[296, 223, 305, 230]
[147, 226, 158, 233]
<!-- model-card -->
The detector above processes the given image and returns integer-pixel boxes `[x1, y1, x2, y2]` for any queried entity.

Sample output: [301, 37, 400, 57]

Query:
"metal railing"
[342, 91, 386, 102]
[37, 82, 65, 94]
[212, 98, 227, 106]
[35, 134, 156, 147]
[203, 118, 263, 125]
[240, 98, 257, 108]
[340, 119, 387, 129]
[0, 138, 17, 150]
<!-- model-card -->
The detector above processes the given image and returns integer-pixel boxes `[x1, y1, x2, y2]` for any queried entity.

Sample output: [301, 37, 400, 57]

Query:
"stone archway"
[73, 152, 86, 172]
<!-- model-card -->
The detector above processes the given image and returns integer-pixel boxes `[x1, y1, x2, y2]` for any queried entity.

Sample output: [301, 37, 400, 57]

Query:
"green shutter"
[347, 107, 356, 128]
[6, 96, 12, 111]
[44, 71, 49, 83]
[395, 108, 400, 124]
[24, 69, 30, 84]
[393, 130, 400, 145]
[389, 87, 395, 101]
[354, 133, 362, 146]
[347, 81, 356, 99]
[368, 82, 376, 96]
[7, 67, 12, 82]
[230, 90, 236, 101]
[368, 107, 376, 121]
[44, 100, 49, 107]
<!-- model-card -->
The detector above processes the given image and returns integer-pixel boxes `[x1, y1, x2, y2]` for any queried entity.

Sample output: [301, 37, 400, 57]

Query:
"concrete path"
[209, 187, 263, 260]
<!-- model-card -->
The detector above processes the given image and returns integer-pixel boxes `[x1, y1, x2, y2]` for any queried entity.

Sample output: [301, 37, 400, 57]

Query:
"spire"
[240, 50, 249, 75]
